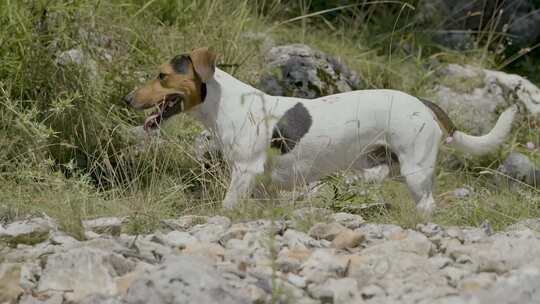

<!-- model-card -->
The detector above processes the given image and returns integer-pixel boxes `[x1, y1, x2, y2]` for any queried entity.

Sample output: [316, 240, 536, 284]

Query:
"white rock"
[287, 273, 307, 288]
[300, 249, 349, 284]
[160, 230, 197, 248]
[82, 217, 123, 236]
[331, 213, 365, 229]
[0, 217, 57, 246]
[283, 229, 326, 249]
[38, 247, 134, 302]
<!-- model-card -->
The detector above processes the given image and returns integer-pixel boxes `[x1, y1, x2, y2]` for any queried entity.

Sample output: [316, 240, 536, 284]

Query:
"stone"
[331, 212, 365, 229]
[257, 44, 363, 99]
[124, 256, 250, 304]
[160, 215, 208, 231]
[308, 278, 360, 303]
[300, 249, 349, 284]
[49, 231, 79, 246]
[431, 64, 540, 134]
[0, 263, 23, 303]
[82, 217, 123, 236]
[19, 292, 64, 304]
[190, 222, 228, 243]
[159, 230, 197, 248]
[445, 232, 540, 273]
[497, 152, 540, 188]
[0, 217, 57, 246]
[56, 48, 85, 65]
[207, 215, 232, 229]
[277, 247, 312, 273]
[452, 187, 472, 199]
[221, 223, 249, 243]
[38, 247, 135, 302]
[287, 273, 307, 288]
[507, 218, 540, 232]
[282, 229, 326, 249]
[331, 229, 365, 249]
[308, 222, 346, 241]
[183, 241, 225, 262]
[458, 272, 497, 292]
[79, 294, 123, 304]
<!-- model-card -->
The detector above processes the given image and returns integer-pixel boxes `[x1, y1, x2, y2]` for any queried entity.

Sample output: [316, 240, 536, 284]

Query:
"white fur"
[190, 68, 515, 214]
[450, 105, 517, 155]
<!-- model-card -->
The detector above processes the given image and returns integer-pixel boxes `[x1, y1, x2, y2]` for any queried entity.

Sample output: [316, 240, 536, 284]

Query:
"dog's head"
[124, 47, 217, 130]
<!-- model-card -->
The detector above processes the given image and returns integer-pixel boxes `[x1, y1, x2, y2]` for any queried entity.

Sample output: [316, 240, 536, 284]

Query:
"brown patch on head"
[126, 47, 217, 130]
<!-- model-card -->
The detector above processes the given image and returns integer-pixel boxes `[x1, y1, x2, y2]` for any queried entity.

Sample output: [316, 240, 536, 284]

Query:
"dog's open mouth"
[144, 93, 184, 131]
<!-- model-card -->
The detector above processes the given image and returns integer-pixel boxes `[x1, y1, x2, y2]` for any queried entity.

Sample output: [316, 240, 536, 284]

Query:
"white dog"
[125, 48, 517, 214]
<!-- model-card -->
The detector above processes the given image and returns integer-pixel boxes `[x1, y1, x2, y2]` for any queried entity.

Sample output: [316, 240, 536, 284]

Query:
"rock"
[159, 230, 197, 248]
[207, 215, 232, 229]
[183, 242, 225, 262]
[507, 218, 540, 231]
[292, 207, 332, 221]
[160, 215, 208, 231]
[417, 222, 445, 238]
[124, 256, 250, 304]
[282, 229, 327, 249]
[79, 294, 123, 304]
[331, 229, 365, 249]
[308, 222, 346, 241]
[308, 278, 360, 303]
[56, 48, 85, 65]
[190, 222, 228, 243]
[19, 291, 64, 304]
[287, 273, 307, 288]
[445, 232, 540, 273]
[277, 247, 313, 273]
[466, 261, 540, 303]
[356, 223, 405, 242]
[0, 263, 23, 303]
[331, 213, 365, 229]
[49, 231, 79, 246]
[458, 272, 497, 292]
[430, 64, 540, 134]
[300, 249, 349, 284]
[429, 256, 453, 269]
[452, 187, 472, 199]
[221, 223, 249, 243]
[497, 152, 540, 188]
[82, 217, 123, 236]
[0, 217, 57, 247]
[38, 247, 135, 302]
[257, 44, 363, 99]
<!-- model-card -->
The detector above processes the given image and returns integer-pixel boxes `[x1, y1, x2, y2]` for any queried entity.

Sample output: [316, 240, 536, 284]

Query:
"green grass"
[0, 0, 539, 238]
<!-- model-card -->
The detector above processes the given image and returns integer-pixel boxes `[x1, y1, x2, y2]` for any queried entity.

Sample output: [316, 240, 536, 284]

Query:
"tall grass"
[0, 0, 538, 236]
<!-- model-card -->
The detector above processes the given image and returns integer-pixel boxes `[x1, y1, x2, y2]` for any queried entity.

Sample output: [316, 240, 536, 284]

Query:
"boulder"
[0, 217, 57, 247]
[430, 64, 540, 133]
[124, 256, 250, 304]
[257, 44, 363, 99]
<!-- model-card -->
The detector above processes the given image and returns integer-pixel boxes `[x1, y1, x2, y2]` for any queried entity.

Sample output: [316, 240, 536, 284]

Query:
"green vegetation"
[1, 0, 539, 237]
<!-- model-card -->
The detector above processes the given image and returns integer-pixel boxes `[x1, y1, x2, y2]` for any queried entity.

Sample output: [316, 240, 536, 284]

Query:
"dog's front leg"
[222, 158, 265, 209]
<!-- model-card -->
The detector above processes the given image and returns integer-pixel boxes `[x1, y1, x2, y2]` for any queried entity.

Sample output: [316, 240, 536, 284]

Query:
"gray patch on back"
[271, 103, 312, 154]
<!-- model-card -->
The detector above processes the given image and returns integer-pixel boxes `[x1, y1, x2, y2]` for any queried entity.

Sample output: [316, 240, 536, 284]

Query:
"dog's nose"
[124, 92, 134, 106]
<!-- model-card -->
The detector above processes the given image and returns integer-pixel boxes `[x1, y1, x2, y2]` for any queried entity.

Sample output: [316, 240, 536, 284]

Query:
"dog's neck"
[192, 68, 265, 131]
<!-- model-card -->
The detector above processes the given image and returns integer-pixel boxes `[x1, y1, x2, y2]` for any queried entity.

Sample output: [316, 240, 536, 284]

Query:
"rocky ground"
[2, 210, 540, 304]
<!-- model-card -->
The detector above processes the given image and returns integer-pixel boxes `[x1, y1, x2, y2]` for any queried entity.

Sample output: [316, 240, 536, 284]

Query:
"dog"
[125, 47, 517, 214]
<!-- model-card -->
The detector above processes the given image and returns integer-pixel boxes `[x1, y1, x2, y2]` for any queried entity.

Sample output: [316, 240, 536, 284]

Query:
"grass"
[0, 0, 539, 238]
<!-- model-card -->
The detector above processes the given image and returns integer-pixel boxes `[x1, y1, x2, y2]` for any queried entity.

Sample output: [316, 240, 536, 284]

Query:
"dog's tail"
[420, 99, 517, 156]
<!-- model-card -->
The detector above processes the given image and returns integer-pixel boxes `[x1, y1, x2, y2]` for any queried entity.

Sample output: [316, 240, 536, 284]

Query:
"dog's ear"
[190, 47, 217, 82]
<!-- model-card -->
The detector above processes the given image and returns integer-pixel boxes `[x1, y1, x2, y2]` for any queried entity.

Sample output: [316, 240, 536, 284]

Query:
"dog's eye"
[157, 73, 167, 81]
